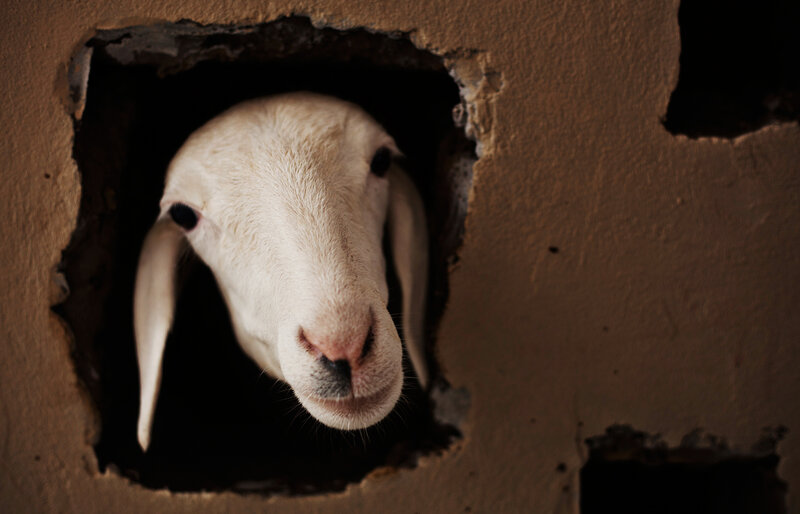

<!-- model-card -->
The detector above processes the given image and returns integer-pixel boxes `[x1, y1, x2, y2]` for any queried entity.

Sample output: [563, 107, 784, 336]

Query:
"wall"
[1, 1, 798, 512]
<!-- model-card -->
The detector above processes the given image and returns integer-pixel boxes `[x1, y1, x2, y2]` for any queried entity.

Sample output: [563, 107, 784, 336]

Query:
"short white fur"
[133, 93, 429, 451]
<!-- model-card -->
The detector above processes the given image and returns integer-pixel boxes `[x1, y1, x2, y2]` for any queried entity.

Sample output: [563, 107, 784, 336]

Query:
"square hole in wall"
[58, 17, 474, 494]
[581, 425, 787, 514]
[663, 0, 800, 138]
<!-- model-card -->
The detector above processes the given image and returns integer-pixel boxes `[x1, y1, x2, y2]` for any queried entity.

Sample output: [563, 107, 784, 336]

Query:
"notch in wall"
[581, 425, 788, 514]
[663, 0, 800, 138]
[59, 17, 477, 494]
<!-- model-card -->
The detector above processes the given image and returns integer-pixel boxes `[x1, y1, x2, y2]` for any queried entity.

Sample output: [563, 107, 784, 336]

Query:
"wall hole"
[581, 425, 787, 514]
[663, 0, 800, 138]
[58, 17, 474, 494]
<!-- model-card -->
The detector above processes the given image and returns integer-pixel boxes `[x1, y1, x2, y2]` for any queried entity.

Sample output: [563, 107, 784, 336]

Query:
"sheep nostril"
[298, 328, 319, 356]
[360, 326, 374, 361]
[320, 355, 351, 382]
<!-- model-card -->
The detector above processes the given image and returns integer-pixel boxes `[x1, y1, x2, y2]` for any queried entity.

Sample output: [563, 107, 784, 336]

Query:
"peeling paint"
[446, 52, 504, 156]
[67, 45, 92, 120]
[585, 424, 788, 461]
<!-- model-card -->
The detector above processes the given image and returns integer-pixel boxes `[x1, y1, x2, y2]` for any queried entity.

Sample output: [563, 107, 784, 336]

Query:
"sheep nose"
[320, 356, 351, 382]
[299, 325, 374, 369]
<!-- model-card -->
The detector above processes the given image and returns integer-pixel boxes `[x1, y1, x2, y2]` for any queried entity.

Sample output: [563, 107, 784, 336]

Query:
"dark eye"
[169, 203, 198, 230]
[369, 147, 392, 177]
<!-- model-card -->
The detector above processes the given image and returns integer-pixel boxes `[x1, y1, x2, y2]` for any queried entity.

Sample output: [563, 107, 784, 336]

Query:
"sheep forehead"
[165, 93, 389, 213]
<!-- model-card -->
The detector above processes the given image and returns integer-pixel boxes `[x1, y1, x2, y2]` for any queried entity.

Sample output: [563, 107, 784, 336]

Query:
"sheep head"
[134, 93, 429, 451]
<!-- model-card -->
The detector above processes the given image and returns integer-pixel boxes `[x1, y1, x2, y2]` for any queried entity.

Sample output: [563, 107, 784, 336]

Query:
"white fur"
[134, 93, 429, 450]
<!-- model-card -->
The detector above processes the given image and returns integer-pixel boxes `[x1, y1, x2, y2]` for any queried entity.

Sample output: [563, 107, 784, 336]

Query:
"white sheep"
[134, 92, 429, 451]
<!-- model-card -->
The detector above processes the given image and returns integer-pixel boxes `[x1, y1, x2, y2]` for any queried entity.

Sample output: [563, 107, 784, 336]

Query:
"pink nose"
[299, 324, 374, 368]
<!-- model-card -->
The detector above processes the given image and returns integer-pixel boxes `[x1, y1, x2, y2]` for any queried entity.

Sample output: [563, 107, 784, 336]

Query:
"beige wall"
[2, 1, 799, 512]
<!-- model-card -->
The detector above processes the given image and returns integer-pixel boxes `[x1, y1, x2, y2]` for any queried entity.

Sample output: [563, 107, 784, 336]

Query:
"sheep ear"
[387, 165, 429, 388]
[133, 216, 185, 451]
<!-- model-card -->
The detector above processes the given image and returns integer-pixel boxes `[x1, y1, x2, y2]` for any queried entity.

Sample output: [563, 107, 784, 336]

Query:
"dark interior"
[58, 17, 472, 494]
[663, 0, 800, 138]
[581, 426, 787, 514]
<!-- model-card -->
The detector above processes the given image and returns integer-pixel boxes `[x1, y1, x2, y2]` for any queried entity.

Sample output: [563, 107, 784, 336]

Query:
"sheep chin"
[294, 369, 403, 430]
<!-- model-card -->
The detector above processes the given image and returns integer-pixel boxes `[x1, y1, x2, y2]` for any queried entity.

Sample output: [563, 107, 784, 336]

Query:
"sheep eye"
[169, 203, 198, 230]
[369, 147, 392, 177]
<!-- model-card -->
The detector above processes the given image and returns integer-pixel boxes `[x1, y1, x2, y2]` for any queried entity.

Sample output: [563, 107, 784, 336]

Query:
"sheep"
[133, 92, 429, 451]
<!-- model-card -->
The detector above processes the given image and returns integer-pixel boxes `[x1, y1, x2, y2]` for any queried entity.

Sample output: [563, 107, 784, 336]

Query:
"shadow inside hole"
[57, 18, 472, 493]
[663, 0, 800, 138]
[581, 427, 787, 514]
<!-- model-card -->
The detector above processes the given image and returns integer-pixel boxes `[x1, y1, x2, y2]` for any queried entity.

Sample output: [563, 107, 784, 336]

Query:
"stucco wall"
[1, 1, 798, 512]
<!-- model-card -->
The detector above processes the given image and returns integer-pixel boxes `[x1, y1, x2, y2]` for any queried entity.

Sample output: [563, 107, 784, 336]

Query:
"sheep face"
[134, 93, 429, 450]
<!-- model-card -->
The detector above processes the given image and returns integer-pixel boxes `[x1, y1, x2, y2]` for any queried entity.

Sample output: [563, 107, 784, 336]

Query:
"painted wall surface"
[1, 1, 798, 512]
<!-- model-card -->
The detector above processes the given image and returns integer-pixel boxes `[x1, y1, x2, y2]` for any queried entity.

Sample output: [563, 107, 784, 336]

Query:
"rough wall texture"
[1, 1, 798, 512]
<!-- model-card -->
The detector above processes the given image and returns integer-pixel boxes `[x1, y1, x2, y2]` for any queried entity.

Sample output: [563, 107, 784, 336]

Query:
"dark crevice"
[581, 425, 788, 514]
[663, 0, 800, 138]
[57, 17, 473, 495]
